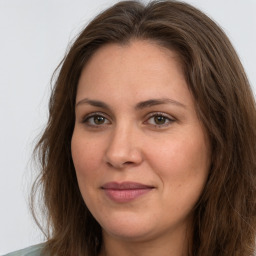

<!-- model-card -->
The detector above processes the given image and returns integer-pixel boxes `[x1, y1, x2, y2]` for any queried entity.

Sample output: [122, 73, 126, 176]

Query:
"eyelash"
[81, 112, 175, 128]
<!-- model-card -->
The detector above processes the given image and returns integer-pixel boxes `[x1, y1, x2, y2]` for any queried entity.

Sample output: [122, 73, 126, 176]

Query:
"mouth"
[101, 182, 155, 203]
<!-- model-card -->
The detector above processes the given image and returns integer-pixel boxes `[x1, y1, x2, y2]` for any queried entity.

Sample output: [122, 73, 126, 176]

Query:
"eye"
[146, 113, 175, 127]
[82, 113, 111, 127]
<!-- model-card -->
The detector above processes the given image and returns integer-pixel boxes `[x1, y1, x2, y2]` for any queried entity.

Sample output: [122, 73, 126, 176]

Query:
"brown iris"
[154, 116, 166, 125]
[94, 116, 105, 125]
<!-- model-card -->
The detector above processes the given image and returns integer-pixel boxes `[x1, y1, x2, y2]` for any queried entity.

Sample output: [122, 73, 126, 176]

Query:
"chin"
[96, 208, 193, 244]
[98, 212, 157, 241]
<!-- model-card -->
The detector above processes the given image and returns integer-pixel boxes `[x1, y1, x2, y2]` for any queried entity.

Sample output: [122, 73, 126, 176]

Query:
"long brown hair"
[32, 1, 256, 255]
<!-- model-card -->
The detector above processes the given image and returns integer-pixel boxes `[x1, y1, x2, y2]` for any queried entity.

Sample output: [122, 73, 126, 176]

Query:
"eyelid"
[146, 111, 175, 119]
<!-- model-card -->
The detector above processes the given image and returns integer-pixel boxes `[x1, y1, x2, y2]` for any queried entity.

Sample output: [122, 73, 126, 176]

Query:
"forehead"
[82, 40, 183, 76]
[76, 40, 192, 108]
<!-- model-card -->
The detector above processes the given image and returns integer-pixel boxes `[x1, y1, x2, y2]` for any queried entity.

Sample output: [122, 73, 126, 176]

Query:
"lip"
[101, 182, 155, 203]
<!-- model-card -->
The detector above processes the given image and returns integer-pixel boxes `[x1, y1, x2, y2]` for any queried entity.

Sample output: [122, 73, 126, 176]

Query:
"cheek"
[153, 135, 210, 211]
[71, 134, 103, 183]
[71, 134, 104, 210]
[145, 132, 210, 185]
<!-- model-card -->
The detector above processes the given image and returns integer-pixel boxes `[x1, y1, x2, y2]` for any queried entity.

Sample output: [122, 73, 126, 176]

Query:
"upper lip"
[101, 182, 155, 190]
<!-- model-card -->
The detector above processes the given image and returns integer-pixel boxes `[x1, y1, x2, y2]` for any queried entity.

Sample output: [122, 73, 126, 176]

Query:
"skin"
[71, 40, 211, 256]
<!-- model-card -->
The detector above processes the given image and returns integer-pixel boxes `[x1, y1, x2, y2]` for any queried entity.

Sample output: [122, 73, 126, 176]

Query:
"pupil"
[154, 116, 165, 124]
[94, 116, 105, 124]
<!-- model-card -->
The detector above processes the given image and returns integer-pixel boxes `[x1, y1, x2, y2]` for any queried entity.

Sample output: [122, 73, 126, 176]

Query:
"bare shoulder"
[3, 244, 46, 256]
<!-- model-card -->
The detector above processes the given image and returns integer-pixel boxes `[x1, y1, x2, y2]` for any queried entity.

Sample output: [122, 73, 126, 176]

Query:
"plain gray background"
[0, 0, 255, 254]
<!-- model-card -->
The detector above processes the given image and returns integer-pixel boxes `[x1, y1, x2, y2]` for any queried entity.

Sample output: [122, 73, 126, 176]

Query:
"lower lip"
[103, 188, 153, 203]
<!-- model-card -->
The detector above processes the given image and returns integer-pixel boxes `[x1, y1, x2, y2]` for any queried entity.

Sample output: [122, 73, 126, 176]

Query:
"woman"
[6, 1, 256, 256]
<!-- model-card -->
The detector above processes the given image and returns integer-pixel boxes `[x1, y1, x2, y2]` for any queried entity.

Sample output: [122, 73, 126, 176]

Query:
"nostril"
[106, 161, 135, 168]
[123, 161, 134, 165]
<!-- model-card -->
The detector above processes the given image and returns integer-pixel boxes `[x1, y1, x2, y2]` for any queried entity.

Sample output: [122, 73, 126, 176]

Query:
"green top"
[3, 244, 45, 256]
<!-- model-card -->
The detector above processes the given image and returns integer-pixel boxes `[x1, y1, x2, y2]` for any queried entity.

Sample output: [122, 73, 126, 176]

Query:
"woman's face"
[71, 40, 211, 244]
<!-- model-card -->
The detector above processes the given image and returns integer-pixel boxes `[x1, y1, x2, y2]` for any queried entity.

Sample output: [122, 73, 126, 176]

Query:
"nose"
[104, 125, 143, 169]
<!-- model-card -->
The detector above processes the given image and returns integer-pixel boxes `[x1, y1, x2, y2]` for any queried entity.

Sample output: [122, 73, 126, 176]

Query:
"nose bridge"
[104, 120, 142, 168]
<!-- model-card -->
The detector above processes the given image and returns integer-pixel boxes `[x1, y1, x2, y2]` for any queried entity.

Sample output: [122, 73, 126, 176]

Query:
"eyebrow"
[75, 98, 186, 110]
[76, 98, 110, 109]
[135, 98, 186, 110]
